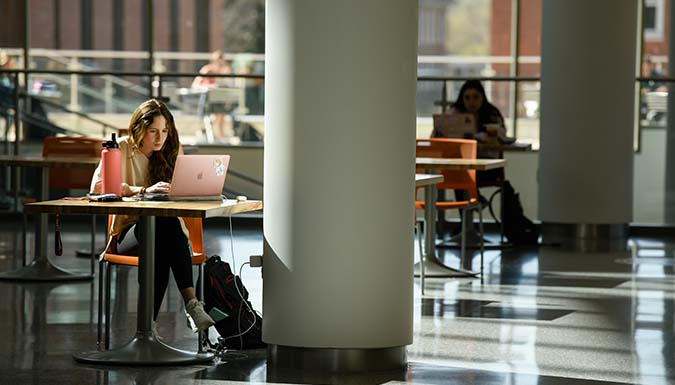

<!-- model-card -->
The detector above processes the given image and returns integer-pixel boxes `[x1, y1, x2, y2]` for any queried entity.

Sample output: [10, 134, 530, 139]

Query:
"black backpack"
[202, 255, 265, 350]
[500, 181, 539, 245]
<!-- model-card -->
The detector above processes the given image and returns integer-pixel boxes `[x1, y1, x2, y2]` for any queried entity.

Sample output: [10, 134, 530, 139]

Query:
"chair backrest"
[181, 217, 204, 255]
[42, 136, 102, 190]
[207, 87, 240, 104]
[416, 138, 478, 199]
[106, 215, 204, 257]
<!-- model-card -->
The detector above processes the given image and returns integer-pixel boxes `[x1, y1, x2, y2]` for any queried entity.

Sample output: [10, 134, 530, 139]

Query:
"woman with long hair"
[90, 98, 215, 332]
[433, 79, 506, 140]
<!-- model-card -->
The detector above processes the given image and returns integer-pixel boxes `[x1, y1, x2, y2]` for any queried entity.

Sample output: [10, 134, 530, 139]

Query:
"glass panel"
[25, 0, 150, 115]
[152, 0, 265, 142]
[636, 0, 672, 225]
[417, 0, 512, 118]
[517, 0, 541, 77]
[515, 80, 540, 150]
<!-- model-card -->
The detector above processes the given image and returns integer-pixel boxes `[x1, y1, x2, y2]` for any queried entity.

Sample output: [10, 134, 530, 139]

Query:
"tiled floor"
[0, 215, 673, 385]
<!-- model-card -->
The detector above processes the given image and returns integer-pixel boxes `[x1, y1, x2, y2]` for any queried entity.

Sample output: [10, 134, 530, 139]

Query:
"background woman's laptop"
[143, 154, 230, 201]
[433, 113, 476, 138]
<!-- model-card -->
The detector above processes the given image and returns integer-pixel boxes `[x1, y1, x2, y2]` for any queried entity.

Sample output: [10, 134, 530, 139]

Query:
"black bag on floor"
[501, 181, 539, 245]
[203, 255, 265, 350]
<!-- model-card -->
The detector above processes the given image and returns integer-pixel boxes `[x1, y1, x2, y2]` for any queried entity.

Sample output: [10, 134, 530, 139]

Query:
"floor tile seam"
[417, 316, 628, 332]
[406, 356, 644, 384]
[410, 332, 635, 354]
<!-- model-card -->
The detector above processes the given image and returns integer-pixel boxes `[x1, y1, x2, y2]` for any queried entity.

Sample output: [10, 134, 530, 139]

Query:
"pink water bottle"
[101, 133, 122, 196]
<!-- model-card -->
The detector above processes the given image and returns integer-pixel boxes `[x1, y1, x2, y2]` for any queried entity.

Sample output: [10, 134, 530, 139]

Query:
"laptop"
[142, 154, 230, 201]
[432, 113, 476, 138]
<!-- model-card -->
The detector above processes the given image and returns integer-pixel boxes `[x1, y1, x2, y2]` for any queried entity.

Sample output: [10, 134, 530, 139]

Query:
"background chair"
[98, 216, 207, 352]
[42, 136, 102, 271]
[415, 138, 484, 277]
[199, 87, 244, 142]
[476, 146, 506, 244]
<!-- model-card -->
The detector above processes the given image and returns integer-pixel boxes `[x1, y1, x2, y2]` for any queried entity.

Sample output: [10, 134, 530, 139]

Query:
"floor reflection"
[1, 217, 675, 384]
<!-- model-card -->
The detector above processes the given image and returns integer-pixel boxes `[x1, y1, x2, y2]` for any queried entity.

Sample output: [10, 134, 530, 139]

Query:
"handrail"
[40, 73, 141, 111]
[418, 75, 540, 82]
[19, 111, 75, 136]
[35, 52, 156, 97]
[21, 93, 117, 136]
[5, 68, 670, 84]
[0, 68, 263, 79]
[227, 169, 263, 187]
[1, 47, 266, 62]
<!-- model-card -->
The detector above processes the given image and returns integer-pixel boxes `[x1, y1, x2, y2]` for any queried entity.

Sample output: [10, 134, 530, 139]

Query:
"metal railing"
[1, 65, 672, 154]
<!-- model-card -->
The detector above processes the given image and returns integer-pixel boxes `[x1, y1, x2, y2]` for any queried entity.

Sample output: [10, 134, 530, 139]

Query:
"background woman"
[432, 79, 506, 141]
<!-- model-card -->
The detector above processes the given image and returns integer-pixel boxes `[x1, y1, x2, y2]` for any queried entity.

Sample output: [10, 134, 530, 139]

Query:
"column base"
[267, 344, 406, 373]
[541, 222, 629, 252]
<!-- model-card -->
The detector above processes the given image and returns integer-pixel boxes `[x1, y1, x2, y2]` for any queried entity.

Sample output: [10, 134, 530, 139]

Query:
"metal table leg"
[73, 216, 213, 365]
[0, 167, 92, 281]
[414, 184, 476, 278]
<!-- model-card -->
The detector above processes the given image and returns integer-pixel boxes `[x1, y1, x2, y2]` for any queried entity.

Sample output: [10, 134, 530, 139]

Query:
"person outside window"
[192, 51, 235, 141]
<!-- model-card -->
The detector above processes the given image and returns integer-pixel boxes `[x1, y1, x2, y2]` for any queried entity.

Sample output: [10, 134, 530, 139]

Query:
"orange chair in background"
[98, 216, 207, 352]
[415, 138, 484, 277]
[41, 136, 102, 272]
[42, 136, 101, 190]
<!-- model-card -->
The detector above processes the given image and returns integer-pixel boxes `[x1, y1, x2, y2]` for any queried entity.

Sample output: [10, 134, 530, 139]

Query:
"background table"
[25, 198, 262, 366]
[415, 174, 443, 294]
[478, 141, 532, 153]
[415, 157, 506, 278]
[0, 155, 100, 281]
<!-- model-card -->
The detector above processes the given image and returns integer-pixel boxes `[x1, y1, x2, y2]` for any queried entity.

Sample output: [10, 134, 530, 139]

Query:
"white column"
[666, 1, 675, 222]
[539, 0, 637, 234]
[263, 0, 418, 353]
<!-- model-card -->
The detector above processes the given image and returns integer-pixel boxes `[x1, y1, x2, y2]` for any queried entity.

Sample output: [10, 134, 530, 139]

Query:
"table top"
[478, 142, 532, 152]
[415, 174, 444, 187]
[25, 198, 263, 218]
[0, 155, 100, 168]
[416, 157, 506, 170]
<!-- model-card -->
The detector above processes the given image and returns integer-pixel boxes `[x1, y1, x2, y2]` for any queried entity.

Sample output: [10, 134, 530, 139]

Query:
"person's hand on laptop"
[146, 181, 171, 194]
[121, 181, 171, 197]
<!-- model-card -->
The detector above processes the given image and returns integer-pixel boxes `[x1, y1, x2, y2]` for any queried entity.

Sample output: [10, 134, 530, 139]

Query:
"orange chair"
[42, 136, 101, 189]
[97, 216, 207, 352]
[415, 138, 484, 277]
[42, 136, 102, 272]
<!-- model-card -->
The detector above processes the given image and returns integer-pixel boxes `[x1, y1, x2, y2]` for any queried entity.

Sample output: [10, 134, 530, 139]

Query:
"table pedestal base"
[75, 249, 94, 258]
[438, 228, 510, 250]
[414, 259, 477, 278]
[0, 258, 92, 281]
[73, 332, 213, 366]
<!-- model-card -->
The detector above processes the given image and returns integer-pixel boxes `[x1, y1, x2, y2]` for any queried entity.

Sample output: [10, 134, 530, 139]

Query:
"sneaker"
[185, 298, 215, 333]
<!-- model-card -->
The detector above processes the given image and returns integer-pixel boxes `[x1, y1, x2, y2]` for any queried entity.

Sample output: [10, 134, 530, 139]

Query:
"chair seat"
[415, 198, 478, 210]
[103, 252, 206, 266]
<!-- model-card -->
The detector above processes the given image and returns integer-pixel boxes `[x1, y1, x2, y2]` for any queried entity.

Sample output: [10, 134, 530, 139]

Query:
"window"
[644, 0, 664, 41]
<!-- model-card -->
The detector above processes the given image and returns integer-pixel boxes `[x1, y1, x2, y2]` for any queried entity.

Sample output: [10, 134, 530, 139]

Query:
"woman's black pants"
[117, 217, 194, 319]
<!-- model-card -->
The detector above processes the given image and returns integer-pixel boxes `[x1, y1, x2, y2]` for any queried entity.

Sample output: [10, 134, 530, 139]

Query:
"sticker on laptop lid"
[213, 158, 225, 176]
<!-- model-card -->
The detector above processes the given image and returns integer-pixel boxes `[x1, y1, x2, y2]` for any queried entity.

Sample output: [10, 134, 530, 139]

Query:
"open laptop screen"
[143, 154, 230, 200]
[432, 113, 476, 138]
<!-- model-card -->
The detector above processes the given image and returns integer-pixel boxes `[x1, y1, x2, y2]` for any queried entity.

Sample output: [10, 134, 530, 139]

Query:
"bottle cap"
[102, 133, 119, 149]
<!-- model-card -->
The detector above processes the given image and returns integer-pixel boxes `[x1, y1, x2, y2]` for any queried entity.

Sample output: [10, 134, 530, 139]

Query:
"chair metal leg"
[461, 207, 468, 270]
[90, 215, 96, 275]
[499, 181, 505, 244]
[22, 212, 27, 267]
[96, 259, 104, 348]
[104, 263, 112, 350]
[478, 204, 485, 283]
[197, 263, 205, 353]
[415, 221, 425, 295]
